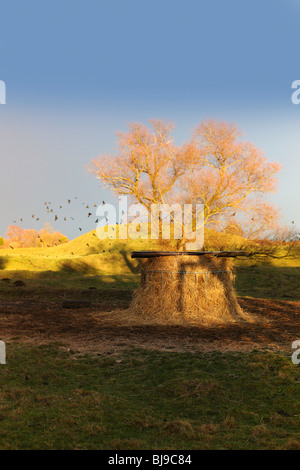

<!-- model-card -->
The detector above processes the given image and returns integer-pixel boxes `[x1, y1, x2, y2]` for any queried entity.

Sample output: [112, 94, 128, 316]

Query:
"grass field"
[0, 230, 299, 450]
[0, 345, 299, 450]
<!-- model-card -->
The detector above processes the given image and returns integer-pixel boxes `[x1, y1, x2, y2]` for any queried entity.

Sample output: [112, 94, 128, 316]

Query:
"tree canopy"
[89, 119, 281, 239]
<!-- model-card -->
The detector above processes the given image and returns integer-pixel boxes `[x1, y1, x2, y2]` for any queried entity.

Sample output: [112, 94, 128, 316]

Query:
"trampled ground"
[0, 293, 299, 354]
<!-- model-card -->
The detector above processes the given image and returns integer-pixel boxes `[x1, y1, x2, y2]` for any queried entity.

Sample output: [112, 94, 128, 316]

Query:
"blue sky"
[0, 0, 299, 239]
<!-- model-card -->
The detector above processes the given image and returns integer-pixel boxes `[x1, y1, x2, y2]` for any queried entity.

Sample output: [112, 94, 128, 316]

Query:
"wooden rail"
[131, 251, 248, 259]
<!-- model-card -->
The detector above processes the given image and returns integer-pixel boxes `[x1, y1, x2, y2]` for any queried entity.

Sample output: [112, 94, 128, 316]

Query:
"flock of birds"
[10, 200, 297, 245]
[7, 198, 114, 250]
[11, 198, 108, 233]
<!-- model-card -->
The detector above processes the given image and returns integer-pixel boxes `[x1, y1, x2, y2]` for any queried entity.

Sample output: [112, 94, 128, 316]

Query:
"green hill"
[0, 224, 249, 274]
[0, 226, 299, 299]
[0, 226, 299, 273]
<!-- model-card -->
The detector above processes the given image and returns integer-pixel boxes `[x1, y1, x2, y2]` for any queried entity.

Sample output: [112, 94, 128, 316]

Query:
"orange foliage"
[88, 120, 189, 211]
[89, 119, 281, 239]
[2, 223, 68, 248]
[182, 120, 281, 238]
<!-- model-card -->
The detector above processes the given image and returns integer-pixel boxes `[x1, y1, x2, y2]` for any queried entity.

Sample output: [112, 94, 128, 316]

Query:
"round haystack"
[129, 254, 253, 325]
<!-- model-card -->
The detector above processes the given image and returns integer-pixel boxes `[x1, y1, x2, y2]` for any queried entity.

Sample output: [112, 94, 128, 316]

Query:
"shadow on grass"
[120, 250, 143, 274]
[235, 265, 300, 300]
[1, 261, 299, 302]
[0, 266, 139, 300]
[0, 257, 7, 270]
[57, 259, 100, 276]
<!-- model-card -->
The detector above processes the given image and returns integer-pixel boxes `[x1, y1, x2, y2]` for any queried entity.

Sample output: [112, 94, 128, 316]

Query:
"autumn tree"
[5, 225, 38, 248]
[181, 120, 281, 239]
[4, 224, 68, 248]
[89, 119, 281, 240]
[89, 120, 189, 212]
[39, 223, 68, 247]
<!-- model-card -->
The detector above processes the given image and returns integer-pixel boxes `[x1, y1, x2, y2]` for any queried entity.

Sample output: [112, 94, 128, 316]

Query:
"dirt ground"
[0, 295, 299, 354]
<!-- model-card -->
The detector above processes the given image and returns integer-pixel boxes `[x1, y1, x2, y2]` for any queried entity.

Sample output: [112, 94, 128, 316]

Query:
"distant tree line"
[0, 223, 68, 248]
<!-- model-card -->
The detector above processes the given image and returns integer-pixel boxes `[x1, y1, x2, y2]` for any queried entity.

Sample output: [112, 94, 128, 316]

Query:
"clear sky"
[0, 0, 299, 239]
